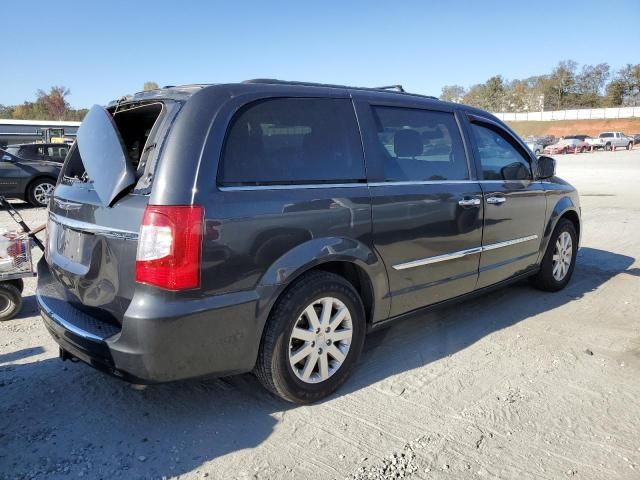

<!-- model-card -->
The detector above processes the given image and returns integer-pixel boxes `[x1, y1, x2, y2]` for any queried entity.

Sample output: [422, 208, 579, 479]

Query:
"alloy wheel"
[33, 182, 54, 206]
[288, 297, 353, 384]
[552, 231, 573, 281]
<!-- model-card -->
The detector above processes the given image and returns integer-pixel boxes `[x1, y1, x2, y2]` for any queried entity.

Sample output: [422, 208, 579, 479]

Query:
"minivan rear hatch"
[42, 100, 181, 325]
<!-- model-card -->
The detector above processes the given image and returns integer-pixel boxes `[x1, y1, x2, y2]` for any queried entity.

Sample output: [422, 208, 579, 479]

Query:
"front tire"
[27, 178, 55, 207]
[530, 219, 577, 292]
[255, 271, 366, 404]
[0, 283, 23, 321]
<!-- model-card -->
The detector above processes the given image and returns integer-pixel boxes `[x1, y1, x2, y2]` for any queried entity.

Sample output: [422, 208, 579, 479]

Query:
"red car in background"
[543, 136, 591, 154]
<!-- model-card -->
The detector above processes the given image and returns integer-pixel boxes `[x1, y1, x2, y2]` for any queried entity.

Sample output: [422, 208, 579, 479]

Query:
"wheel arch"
[538, 196, 581, 262]
[254, 237, 390, 340]
[25, 175, 57, 197]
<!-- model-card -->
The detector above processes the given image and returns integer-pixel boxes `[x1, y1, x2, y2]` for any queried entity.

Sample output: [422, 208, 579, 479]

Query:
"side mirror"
[537, 155, 556, 179]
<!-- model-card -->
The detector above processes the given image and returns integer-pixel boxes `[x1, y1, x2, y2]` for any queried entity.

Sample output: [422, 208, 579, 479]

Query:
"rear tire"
[27, 178, 55, 207]
[530, 219, 577, 292]
[254, 271, 366, 404]
[0, 283, 23, 321]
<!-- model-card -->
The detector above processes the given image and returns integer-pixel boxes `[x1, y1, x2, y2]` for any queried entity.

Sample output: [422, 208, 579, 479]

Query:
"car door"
[0, 151, 26, 195]
[465, 115, 546, 289]
[355, 97, 484, 317]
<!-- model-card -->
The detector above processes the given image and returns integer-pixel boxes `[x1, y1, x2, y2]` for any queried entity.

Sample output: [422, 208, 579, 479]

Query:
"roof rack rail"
[376, 85, 405, 93]
[243, 78, 438, 100]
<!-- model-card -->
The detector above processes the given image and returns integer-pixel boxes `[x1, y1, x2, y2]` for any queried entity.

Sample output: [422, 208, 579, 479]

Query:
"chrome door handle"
[458, 197, 481, 206]
[486, 196, 506, 204]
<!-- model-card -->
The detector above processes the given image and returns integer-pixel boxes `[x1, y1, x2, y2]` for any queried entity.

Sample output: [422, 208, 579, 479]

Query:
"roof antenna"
[377, 85, 405, 93]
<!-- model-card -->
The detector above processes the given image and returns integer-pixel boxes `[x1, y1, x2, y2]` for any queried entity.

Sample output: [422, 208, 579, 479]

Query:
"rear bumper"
[37, 259, 263, 383]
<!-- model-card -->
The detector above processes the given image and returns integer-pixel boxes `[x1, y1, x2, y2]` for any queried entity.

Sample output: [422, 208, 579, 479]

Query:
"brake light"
[135, 205, 203, 290]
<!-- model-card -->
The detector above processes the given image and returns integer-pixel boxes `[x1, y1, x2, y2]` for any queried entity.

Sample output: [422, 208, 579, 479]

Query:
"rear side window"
[371, 106, 469, 181]
[470, 123, 532, 181]
[220, 98, 364, 185]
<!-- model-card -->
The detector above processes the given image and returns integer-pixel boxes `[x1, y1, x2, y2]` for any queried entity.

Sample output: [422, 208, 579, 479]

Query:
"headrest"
[394, 129, 422, 157]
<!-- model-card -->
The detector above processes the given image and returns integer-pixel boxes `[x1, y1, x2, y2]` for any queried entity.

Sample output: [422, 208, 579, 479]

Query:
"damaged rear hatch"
[40, 99, 182, 329]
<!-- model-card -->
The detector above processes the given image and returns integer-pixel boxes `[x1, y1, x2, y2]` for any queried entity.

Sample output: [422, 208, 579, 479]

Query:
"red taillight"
[135, 205, 203, 290]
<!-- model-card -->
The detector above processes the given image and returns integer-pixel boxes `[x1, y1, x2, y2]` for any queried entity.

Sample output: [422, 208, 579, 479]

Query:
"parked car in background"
[564, 134, 592, 142]
[37, 81, 581, 404]
[538, 135, 557, 147]
[586, 132, 634, 151]
[543, 138, 589, 155]
[631, 134, 640, 145]
[4, 143, 70, 163]
[0, 148, 61, 206]
[525, 139, 544, 155]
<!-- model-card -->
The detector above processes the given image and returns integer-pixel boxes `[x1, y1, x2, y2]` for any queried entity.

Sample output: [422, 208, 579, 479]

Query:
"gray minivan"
[37, 80, 581, 403]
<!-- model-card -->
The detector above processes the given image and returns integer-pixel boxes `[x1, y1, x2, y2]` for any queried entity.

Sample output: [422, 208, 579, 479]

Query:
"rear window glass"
[220, 98, 364, 185]
[371, 106, 469, 181]
[600, 133, 613, 138]
[63, 103, 163, 181]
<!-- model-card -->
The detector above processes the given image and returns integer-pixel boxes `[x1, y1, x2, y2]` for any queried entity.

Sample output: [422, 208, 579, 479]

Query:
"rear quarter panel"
[538, 177, 581, 262]
[155, 85, 388, 342]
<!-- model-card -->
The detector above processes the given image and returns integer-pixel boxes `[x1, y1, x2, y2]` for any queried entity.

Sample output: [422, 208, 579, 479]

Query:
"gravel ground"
[1, 149, 639, 480]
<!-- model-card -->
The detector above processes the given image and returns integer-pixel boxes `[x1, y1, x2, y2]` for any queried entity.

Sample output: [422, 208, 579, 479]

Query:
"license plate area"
[51, 221, 92, 266]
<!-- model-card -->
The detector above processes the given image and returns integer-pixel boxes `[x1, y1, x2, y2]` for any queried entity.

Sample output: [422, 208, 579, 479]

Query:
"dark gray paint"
[37, 81, 581, 384]
[0, 148, 60, 200]
[76, 105, 136, 206]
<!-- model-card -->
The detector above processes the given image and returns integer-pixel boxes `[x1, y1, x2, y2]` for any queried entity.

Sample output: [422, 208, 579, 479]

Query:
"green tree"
[462, 84, 489, 110]
[543, 60, 578, 110]
[615, 64, 640, 106]
[606, 79, 626, 106]
[574, 63, 610, 107]
[484, 75, 506, 111]
[439, 85, 465, 103]
[0, 104, 15, 119]
[36, 86, 71, 120]
[144, 81, 160, 91]
[3, 86, 86, 121]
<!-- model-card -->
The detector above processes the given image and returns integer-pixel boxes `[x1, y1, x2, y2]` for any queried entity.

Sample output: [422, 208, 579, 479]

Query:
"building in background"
[0, 119, 79, 148]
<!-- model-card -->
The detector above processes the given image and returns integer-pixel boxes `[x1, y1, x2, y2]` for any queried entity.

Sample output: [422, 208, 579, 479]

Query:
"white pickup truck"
[586, 132, 634, 151]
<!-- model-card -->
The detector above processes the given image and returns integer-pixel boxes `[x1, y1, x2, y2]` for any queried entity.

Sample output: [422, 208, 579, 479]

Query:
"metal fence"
[494, 106, 640, 122]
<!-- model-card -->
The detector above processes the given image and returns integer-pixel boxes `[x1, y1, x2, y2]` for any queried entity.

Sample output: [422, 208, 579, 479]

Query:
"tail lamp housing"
[135, 205, 203, 290]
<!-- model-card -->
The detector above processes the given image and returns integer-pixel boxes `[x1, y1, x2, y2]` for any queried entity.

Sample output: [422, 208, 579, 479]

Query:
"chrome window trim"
[49, 212, 139, 240]
[218, 183, 366, 191]
[218, 179, 542, 191]
[392, 234, 539, 270]
[368, 180, 476, 187]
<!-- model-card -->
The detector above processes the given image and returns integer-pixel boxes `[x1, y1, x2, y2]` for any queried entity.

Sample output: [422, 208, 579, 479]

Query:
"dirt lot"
[506, 118, 640, 138]
[1, 149, 639, 480]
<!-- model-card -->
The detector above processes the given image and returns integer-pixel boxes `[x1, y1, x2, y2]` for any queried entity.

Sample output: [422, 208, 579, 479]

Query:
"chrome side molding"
[392, 235, 539, 270]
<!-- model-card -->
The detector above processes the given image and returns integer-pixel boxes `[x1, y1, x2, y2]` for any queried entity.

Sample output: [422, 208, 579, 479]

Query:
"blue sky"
[2, 0, 638, 108]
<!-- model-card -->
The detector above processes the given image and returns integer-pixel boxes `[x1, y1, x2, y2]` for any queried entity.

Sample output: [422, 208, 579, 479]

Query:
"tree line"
[0, 82, 160, 122]
[440, 61, 640, 112]
[0, 86, 88, 121]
